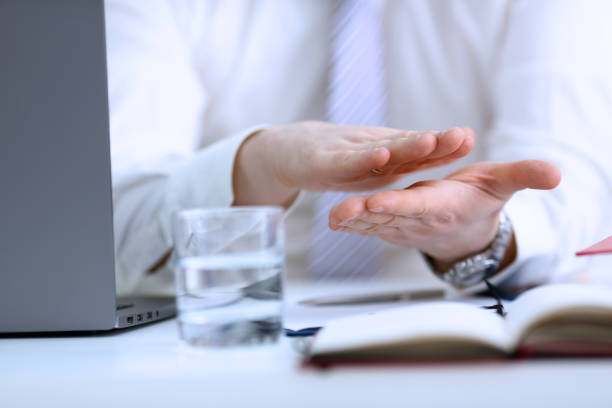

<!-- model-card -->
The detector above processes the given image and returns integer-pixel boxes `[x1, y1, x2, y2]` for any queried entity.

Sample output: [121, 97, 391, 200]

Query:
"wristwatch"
[422, 212, 513, 288]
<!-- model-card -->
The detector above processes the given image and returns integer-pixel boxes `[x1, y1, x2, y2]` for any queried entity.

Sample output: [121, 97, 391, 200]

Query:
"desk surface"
[3, 283, 612, 408]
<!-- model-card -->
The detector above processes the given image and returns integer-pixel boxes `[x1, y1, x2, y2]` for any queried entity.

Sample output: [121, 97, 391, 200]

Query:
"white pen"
[298, 288, 445, 306]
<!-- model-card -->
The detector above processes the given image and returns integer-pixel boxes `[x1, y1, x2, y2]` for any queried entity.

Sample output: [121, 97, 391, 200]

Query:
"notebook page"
[505, 284, 612, 347]
[311, 301, 510, 356]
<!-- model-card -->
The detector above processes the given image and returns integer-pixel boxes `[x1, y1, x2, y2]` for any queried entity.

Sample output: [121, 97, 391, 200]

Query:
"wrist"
[431, 231, 517, 274]
[424, 212, 516, 288]
[427, 220, 501, 271]
[232, 127, 298, 207]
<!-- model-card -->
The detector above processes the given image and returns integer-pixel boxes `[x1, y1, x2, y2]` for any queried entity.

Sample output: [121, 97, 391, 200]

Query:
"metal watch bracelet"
[422, 211, 513, 288]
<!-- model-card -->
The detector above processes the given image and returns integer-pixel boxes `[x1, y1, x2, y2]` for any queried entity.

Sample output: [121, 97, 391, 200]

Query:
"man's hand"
[233, 121, 474, 206]
[328, 160, 562, 268]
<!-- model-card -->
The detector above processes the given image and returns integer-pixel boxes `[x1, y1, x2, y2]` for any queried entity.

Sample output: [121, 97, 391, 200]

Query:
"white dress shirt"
[105, 0, 612, 296]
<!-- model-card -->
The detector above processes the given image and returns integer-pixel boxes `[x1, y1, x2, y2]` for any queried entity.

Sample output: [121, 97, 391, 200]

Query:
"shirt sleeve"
[105, 1, 266, 294]
[484, 0, 612, 294]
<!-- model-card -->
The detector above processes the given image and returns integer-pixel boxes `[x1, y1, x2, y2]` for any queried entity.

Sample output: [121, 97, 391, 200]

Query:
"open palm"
[328, 160, 561, 263]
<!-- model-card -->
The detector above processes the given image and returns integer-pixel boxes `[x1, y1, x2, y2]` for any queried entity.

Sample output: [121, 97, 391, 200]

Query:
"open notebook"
[308, 284, 612, 362]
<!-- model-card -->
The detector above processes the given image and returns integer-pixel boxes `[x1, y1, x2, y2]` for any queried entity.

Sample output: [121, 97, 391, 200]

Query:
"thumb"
[488, 159, 561, 197]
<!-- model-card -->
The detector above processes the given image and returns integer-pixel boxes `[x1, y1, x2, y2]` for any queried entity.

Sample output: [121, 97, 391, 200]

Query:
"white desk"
[3, 283, 612, 408]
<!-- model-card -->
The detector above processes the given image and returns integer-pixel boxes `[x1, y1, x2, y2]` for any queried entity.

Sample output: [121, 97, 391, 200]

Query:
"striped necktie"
[308, 0, 387, 280]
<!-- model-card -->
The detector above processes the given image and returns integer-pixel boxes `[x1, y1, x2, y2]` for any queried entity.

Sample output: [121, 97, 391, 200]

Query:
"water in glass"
[175, 250, 283, 346]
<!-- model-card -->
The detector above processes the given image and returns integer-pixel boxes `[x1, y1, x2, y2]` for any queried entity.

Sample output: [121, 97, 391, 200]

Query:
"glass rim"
[173, 206, 284, 219]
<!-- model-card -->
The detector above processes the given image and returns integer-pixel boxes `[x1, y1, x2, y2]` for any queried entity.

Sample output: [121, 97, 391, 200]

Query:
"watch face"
[443, 252, 501, 288]
[444, 262, 487, 288]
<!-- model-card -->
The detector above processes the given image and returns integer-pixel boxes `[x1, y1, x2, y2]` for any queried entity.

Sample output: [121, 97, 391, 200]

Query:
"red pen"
[576, 235, 612, 256]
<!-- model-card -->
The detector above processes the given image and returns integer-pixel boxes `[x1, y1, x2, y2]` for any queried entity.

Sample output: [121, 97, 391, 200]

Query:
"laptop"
[0, 0, 175, 332]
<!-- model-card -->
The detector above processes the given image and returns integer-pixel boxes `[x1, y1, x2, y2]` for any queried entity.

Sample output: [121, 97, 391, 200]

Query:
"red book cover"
[576, 235, 612, 256]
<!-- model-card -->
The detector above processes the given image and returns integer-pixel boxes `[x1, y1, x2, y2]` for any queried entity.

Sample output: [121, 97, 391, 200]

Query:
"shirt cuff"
[168, 124, 267, 210]
[491, 191, 560, 294]
[167, 123, 303, 219]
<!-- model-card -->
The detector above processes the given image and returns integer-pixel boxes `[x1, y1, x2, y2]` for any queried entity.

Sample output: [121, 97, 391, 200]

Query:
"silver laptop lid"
[0, 0, 117, 331]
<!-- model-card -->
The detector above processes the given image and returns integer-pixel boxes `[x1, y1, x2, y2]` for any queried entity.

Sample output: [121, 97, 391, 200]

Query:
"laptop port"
[137, 314, 143, 322]
[127, 316, 134, 324]
[146, 312, 152, 320]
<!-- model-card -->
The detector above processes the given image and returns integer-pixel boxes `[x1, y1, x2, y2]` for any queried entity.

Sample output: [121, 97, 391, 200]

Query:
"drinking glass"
[172, 206, 285, 346]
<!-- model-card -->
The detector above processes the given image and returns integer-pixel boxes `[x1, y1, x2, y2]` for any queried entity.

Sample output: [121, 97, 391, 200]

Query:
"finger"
[391, 131, 475, 174]
[323, 147, 390, 178]
[340, 125, 416, 143]
[441, 127, 475, 160]
[384, 127, 469, 165]
[374, 127, 473, 177]
[333, 210, 401, 230]
[487, 160, 562, 198]
[364, 187, 446, 218]
[334, 219, 377, 231]
[354, 211, 396, 225]
[381, 131, 438, 166]
[356, 126, 436, 143]
[329, 195, 368, 227]
[425, 127, 471, 160]
[342, 224, 403, 238]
